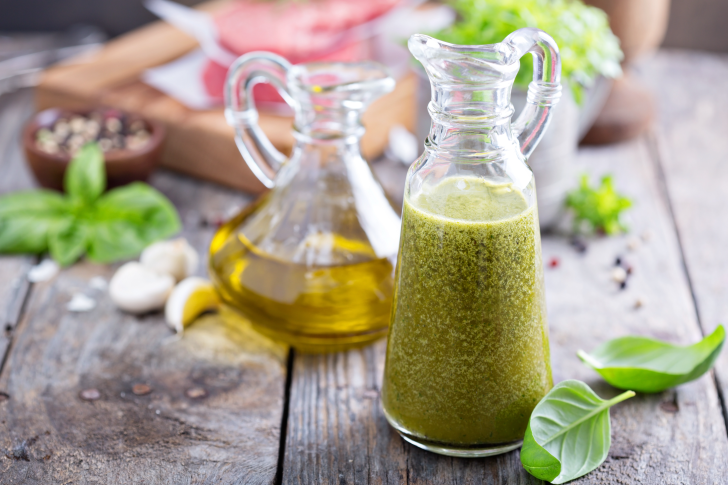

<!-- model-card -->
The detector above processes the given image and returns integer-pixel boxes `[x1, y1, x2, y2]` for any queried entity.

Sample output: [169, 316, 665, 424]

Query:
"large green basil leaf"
[86, 220, 154, 263]
[0, 190, 69, 217]
[0, 190, 72, 254]
[521, 380, 634, 484]
[49, 222, 89, 266]
[0, 217, 66, 254]
[578, 325, 725, 393]
[86, 182, 181, 263]
[65, 143, 106, 203]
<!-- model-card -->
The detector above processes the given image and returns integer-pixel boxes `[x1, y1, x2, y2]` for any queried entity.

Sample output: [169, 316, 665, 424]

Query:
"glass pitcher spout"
[410, 28, 561, 160]
[225, 53, 396, 187]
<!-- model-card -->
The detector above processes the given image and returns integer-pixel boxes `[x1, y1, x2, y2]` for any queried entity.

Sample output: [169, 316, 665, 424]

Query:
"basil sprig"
[521, 380, 634, 484]
[578, 325, 725, 393]
[0, 143, 180, 266]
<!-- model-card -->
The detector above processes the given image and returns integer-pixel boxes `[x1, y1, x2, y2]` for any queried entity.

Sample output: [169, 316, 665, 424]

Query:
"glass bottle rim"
[289, 61, 395, 95]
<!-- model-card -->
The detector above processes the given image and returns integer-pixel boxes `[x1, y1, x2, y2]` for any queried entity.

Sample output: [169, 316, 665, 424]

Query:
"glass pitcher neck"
[293, 105, 366, 144]
[425, 83, 519, 161]
[425, 122, 518, 163]
[411, 34, 524, 161]
[288, 61, 395, 143]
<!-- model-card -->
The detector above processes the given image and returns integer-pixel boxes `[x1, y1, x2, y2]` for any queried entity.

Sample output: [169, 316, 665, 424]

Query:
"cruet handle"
[504, 28, 562, 159]
[224, 52, 298, 189]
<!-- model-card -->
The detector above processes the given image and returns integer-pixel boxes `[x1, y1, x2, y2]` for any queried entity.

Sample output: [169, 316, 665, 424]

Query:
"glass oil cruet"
[209, 52, 401, 352]
[381, 28, 562, 456]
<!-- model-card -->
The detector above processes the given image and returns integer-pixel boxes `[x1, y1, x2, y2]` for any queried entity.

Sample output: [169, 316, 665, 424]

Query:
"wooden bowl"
[23, 108, 166, 191]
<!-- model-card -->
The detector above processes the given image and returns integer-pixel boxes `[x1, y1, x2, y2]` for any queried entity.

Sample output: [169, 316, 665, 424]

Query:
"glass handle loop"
[504, 28, 562, 160]
[224, 52, 297, 189]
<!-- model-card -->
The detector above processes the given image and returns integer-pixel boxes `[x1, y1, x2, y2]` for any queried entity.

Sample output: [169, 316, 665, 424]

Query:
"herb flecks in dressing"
[382, 176, 552, 445]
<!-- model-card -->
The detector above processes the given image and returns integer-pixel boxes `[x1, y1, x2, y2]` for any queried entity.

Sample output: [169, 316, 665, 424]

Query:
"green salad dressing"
[381, 176, 552, 446]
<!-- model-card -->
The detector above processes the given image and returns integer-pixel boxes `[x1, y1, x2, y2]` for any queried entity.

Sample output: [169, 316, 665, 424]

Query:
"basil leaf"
[65, 143, 106, 203]
[86, 221, 154, 263]
[577, 325, 725, 393]
[0, 143, 181, 265]
[0, 190, 70, 217]
[0, 216, 66, 254]
[49, 222, 88, 266]
[521, 380, 634, 484]
[85, 182, 181, 263]
[0, 191, 72, 253]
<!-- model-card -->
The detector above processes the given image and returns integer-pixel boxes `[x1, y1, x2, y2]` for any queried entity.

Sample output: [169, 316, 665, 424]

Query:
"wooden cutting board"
[36, 0, 416, 194]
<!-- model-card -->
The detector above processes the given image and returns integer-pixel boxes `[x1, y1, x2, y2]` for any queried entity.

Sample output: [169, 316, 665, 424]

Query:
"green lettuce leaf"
[433, 0, 623, 103]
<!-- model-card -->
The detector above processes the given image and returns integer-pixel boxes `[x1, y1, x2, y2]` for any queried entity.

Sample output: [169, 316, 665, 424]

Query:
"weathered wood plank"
[542, 139, 728, 483]
[0, 88, 289, 483]
[0, 262, 287, 484]
[0, 89, 38, 368]
[283, 134, 728, 483]
[637, 49, 728, 426]
[0, 172, 289, 483]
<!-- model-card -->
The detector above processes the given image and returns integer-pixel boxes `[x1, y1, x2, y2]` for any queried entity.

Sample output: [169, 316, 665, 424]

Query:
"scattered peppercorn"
[570, 236, 588, 254]
[614, 256, 622, 266]
[79, 388, 101, 401]
[611, 267, 627, 283]
[619, 281, 627, 290]
[132, 384, 152, 396]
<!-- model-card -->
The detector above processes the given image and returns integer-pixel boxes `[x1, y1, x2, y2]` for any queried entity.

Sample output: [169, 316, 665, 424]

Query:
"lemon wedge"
[165, 277, 221, 333]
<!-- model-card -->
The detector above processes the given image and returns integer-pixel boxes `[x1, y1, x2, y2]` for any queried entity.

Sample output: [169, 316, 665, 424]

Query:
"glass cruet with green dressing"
[381, 28, 562, 457]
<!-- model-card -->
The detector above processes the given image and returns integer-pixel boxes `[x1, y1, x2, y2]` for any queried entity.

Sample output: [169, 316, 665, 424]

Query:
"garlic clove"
[165, 277, 220, 333]
[140, 238, 199, 282]
[109, 262, 175, 314]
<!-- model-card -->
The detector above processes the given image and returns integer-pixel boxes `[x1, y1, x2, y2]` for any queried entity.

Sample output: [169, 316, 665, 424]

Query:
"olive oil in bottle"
[209, 196, 396, 352]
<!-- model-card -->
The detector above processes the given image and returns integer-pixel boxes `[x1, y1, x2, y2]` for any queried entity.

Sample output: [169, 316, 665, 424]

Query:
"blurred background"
[2, 0, 726, 51]
[1, 0, 727, 228]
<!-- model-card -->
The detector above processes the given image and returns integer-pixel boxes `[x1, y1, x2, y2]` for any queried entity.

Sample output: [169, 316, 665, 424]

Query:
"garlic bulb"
[139, 238, 199, 282]
[109, 262, 175, 314]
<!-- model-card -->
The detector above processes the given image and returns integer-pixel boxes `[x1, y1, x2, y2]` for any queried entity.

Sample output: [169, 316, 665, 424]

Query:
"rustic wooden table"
[1, 50, 727, 484]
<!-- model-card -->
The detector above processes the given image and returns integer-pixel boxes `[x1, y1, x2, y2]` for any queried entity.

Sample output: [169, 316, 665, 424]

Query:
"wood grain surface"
[0, 90, 36, 371]
[282, 138, 728, 484]
[3, 49, 728, 484]
[0, 90, 290, 484]
[638, 50, 728, 424]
